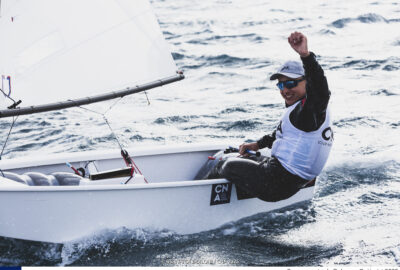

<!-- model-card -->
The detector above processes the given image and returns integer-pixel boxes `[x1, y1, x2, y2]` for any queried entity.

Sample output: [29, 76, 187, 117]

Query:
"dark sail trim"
[0, 73, 184, 118]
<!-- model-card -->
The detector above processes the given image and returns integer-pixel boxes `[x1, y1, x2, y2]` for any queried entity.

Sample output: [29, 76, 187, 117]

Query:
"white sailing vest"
[271, 101, 333, 180]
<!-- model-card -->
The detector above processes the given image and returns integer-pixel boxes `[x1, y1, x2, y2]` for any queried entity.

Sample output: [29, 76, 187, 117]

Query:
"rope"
[144, 91, 150, 105]
[76, 99, 149, 184]
[103, 115, 124, 151]
[1, 75, 20, 106]
[76, 100, 124, 151]
[0, 115, 18, 160]
[0, 87, 19, 105]
[122, 150, 148, 184]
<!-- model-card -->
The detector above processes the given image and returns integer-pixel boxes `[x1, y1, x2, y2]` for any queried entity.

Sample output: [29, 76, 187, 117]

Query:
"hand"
[288, 32, 310, 58]
[239, 142, 259, 156]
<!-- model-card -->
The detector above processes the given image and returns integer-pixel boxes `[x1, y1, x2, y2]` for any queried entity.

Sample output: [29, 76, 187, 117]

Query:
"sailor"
[210, 31, 333, 202]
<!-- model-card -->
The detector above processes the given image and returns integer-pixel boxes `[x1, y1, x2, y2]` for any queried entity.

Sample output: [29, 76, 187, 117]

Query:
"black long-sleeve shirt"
[257, 52, 330, 149]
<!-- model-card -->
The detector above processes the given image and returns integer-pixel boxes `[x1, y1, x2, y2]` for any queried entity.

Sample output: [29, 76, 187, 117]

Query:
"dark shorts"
[208, 156, 310, 202]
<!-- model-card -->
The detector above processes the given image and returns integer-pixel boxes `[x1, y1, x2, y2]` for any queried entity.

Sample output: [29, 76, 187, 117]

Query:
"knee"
[220, 158, 243, 179]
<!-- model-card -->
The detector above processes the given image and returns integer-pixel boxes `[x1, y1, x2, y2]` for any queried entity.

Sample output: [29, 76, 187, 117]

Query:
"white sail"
[0, 0, 180, 114]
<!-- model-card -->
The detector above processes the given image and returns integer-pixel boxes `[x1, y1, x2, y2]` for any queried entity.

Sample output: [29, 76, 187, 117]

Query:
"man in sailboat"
[207, 31, 333, 202]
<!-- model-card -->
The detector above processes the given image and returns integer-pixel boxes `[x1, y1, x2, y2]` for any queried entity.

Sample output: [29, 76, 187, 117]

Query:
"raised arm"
[288, 32, 330, 132]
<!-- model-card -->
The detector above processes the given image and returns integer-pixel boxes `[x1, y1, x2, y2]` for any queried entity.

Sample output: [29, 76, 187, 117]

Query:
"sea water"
[0, 0, 399, 266]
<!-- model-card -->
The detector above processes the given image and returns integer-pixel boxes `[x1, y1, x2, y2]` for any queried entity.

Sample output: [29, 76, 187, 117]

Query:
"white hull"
[0, 144, 314, 243]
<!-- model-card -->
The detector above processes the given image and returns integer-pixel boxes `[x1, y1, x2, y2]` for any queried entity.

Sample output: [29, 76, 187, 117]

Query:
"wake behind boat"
[0, 0, 316, 243]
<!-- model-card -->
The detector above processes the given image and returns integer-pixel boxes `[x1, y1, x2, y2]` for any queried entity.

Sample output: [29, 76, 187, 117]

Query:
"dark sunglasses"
[276, 78, 305, 91]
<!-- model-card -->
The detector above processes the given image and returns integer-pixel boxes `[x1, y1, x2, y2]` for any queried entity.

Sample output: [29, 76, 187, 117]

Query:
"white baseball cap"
[270, 61, 304, 80]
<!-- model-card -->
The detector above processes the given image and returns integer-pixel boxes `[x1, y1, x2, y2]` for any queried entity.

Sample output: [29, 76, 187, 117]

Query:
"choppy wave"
[182, 54, 254, 70]
[333, 116, 382, 128]
[330, 57, 400, 71]
[316, 160, 400, 198]
[330, 13, 391, 28]
[370, 89, 398, 96]
[0, 237, 62, 266]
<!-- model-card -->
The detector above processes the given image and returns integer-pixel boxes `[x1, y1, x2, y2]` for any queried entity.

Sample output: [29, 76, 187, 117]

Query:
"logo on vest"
[319, 127, 333, 146]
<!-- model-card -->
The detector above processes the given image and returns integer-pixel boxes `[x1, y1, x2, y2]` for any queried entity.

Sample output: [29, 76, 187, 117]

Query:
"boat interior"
[0, 145, 224, 187]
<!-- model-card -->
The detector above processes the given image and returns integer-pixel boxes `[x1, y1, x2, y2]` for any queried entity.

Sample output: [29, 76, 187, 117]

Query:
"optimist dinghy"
[0, 0, 315, 243]
[0, 144, 315, 243]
